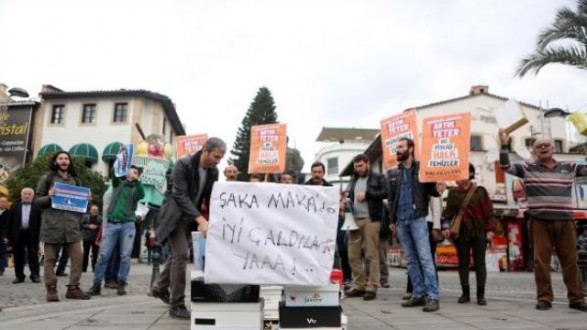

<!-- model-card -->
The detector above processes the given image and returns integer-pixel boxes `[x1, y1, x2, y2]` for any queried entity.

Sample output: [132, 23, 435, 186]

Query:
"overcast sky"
[1, 0, 585, 171]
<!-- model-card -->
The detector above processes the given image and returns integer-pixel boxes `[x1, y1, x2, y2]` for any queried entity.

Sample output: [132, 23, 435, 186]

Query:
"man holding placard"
[151, 137, 226, 319]
[387, 137, 444, 312]
[36, 151, 91, 302]
[498, 129, 587, 312]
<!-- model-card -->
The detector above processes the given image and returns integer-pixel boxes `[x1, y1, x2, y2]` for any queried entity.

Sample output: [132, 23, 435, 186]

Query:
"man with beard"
[151, 137, 226, 319]
[36, 151, 90, 302]
[498, 129, 586, 312]
[344, 154, 388, 301]
[386, 137, 444, 312]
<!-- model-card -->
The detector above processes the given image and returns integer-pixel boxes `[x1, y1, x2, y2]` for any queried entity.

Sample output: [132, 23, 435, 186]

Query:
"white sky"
[1, 0, 585, 172]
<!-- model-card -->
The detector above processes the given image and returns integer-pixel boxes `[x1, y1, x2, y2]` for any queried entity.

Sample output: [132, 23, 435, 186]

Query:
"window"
[470, 135, 483, 151]
[554, 140, 563, 153]
[113, 103, 128, 123]
[327, 157, 338, 175]
[81, 104, 96, 124]
[50, 105, 64, 124]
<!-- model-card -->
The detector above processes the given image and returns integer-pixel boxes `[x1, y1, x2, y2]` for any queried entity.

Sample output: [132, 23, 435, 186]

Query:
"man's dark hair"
[131, 165, 143, 176]
[49, 151, 79, 178]
[353, 154, 369, 164]
[310, 161, 326, 172]
[398, 137, 415, 158]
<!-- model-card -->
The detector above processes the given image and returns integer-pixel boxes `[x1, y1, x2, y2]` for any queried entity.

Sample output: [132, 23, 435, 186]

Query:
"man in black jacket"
[6, 187, 41, 283]
[387, 137, 444, 312]
[151, 137, 226, 319]
[344, 154, 388, 301]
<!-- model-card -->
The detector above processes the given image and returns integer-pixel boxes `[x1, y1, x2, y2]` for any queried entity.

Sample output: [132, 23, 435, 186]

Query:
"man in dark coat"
[151, 137, 226, 319]
[6, 187, 41, 283]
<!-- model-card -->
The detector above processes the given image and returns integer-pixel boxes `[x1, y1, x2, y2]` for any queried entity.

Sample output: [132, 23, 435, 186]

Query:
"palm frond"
[516, 46, 587, 77]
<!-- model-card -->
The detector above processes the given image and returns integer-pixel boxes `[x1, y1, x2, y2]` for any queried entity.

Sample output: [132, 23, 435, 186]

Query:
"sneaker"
[169, 304, 190, 319]
[569, 301, 587, 312]
[104, 281, 118, 289]
[423, 299, 440, 312]
[117, 281, 127, 296]
[12, 278, 25, 284]
[536, 300, 552, 310]
[46, 284, 59, 302]
[380, 282, 390, 288]
[87, 283, 101, 296]
[363, 291, 377, 301]
[151, 286, 171, 305]
[66, 285, 91, 300]
[30, 276, 41, 283]
[401, 296, 426, 307]
[402, 292, 412, 300]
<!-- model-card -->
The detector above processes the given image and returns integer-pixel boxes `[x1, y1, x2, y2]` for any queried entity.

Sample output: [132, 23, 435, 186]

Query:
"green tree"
[230, 87, 279, 181]
[516, 0, 587, 77]
[4, 154, 107, 209]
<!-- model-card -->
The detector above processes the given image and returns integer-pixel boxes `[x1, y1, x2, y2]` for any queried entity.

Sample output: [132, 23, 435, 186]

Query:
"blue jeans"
[397, 216, 439, 300]
[93, 222, 136, 284]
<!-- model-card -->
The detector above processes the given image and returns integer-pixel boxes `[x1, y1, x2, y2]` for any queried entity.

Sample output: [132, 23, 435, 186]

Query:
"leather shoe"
[12, 278, 24, 284]
[344, 288, 366, 298]
[423, 299, 440, 312]
[380, 282, 390, 288]
[401, 296, 426, 307]
[31, 276, 41, 283]
[151, 286, 170, 305]
[169, 304, 190, 319]
[363, 291, 376, 301]
[569, 301, 587, 312]
[536, 300, 552, 310]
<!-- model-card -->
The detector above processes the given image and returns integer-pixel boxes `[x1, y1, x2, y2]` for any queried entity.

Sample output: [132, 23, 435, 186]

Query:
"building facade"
[33, 85, 185, 176]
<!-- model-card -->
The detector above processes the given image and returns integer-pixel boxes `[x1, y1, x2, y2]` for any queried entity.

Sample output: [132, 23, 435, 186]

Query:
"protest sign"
[419, 112, 471, 182]
[380, 110, 419, 169]
[51, 182, 90, 213]
[175, 133, 208, 159]
[113, 143, 134, 177]
[205, 182, 339, 285]
[248, 123, 287, 174]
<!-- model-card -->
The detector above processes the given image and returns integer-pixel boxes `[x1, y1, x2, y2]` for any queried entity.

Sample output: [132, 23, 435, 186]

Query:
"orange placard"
[248, 123, 287, 174]
[419, 112, 470, 182]
[175, 134, 208, 159]
[380, 111, 419, 169]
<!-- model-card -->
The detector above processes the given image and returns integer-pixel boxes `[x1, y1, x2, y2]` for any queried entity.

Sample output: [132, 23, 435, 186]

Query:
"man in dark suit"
[6, 187, 41, 283]
[151, 137, 225, 319]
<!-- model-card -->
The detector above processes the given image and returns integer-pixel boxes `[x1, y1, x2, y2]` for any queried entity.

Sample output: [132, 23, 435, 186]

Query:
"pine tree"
[230, 87, 278, 181]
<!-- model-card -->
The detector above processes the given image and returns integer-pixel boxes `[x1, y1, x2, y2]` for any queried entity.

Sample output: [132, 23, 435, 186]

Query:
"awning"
[37, 143, 63, 157]
[69, 143, 99, 163]
[102, 142, 123, 161]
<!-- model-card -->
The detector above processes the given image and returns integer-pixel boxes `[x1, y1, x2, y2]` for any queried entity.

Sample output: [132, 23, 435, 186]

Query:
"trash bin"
[578, 251, 587, 295]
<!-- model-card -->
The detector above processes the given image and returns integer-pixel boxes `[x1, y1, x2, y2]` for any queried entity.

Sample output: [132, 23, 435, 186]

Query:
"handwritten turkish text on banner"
[205, 182, 339, 285]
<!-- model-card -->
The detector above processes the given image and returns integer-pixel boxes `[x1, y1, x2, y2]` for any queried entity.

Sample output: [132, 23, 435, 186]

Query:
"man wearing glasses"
[498, 129, 586, 312]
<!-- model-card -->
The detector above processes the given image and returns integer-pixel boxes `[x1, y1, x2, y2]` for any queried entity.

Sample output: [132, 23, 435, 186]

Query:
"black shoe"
[151, 286, 171, 304]
[56, 272, 68, 277]
[12, 278, 25, 284]
[344, 288, 366, 298]
[401, 296, 426, 307]
[169, 304, 190, 319]
[423, 299, 440, 312]
[536, 300, 552, 310]
[380, 282, 390, 288]
[117, 281, 127, 296]
[458, 285, 470, 303]
[30, 276, 41, 283]
[569, 301, 587, 312]
[87, 283, 101, 296]
[363, 291, 376, 301]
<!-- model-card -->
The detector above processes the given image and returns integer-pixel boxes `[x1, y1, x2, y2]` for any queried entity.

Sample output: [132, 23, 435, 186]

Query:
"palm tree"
[516, 0, 587, 77]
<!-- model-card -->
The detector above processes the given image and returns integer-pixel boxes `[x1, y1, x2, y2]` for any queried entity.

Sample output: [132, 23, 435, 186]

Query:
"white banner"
[205, 182, 339, 286]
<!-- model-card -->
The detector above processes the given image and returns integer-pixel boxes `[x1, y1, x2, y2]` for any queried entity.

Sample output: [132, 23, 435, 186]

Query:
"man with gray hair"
[151, 137, 226, 319]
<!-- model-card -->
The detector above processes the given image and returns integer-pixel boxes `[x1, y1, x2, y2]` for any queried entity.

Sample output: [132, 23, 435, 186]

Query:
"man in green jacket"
[87, 165, 145, 296]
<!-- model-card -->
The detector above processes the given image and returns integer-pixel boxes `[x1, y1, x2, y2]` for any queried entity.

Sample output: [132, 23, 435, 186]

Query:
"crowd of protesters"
[1, 130, 586, 318]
